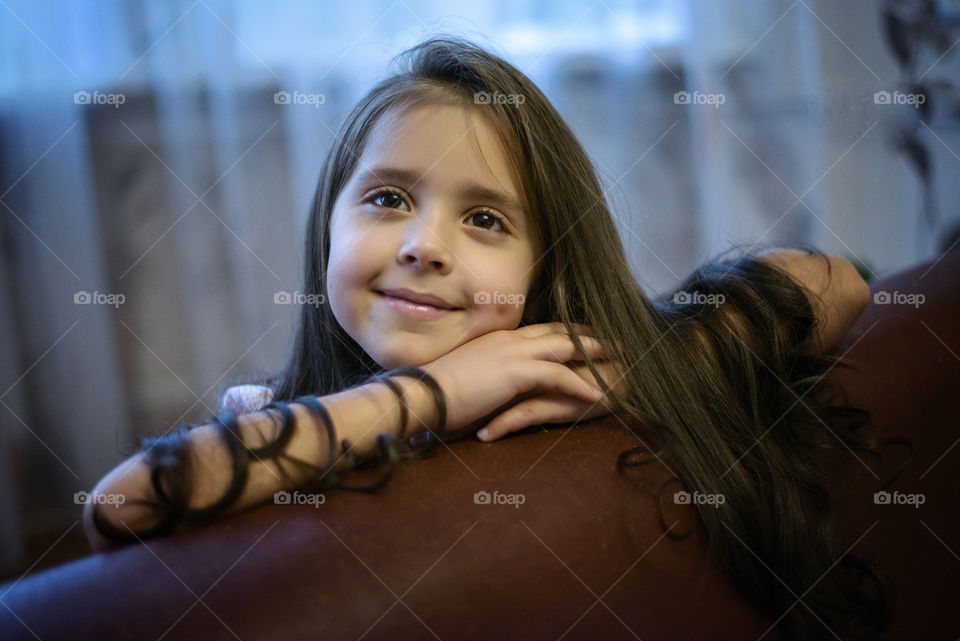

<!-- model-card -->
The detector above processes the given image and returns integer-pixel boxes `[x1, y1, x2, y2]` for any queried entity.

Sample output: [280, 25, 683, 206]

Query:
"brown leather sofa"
[1, 251, 957, 641]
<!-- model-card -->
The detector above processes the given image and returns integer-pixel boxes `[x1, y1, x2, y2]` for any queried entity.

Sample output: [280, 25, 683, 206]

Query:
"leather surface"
[1, 251, 956, 641]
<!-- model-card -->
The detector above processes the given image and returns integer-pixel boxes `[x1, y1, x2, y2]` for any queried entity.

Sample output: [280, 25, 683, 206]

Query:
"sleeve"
[219, 384, 275, 415]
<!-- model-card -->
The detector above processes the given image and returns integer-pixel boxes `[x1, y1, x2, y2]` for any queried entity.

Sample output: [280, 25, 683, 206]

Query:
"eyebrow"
[354, 166, 526, 225]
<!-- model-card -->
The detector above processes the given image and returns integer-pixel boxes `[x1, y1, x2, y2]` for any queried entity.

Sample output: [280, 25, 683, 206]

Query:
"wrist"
[321, 378, 436, 459]
[389, 376, 440, 435]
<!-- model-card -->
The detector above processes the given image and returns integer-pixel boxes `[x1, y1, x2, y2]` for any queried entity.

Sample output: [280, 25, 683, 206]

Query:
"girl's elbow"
[82, 455, 154, 552]
[82, 493, 120, 553]
[836, 256, 871, 317]
[854, 275, 871, 317]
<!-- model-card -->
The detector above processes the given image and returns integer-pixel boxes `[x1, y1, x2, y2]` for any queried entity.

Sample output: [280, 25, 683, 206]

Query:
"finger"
[564, 322, 595, 338]
[477, 396, 577, 441]
[514, 321, 565, 338]
[477, 394, 611, 442]
[529, 333, 609, 364]
[558, 324, 617, 355]
[556, 363, 623, 417]
[516, 321, 595, 339]
[528, 361, 606, 405]
[573, 359, 630, 397]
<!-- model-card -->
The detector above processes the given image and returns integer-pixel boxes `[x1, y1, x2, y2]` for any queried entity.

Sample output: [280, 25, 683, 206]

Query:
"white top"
[220, 384, 274, 415]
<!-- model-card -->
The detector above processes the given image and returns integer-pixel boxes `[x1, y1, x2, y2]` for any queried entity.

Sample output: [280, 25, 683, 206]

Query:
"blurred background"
[1, 0, 958, 579]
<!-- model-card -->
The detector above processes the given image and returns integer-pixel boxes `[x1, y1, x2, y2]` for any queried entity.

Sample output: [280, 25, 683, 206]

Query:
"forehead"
[358, 103, 523, 205]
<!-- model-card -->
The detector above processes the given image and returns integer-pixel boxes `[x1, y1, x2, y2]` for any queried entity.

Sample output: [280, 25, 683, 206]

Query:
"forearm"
[756, 248, 871, 354]
[83, 378, 437, 551]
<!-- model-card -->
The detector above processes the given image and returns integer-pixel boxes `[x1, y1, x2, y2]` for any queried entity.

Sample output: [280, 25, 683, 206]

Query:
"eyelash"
[364, 187, 510, 235]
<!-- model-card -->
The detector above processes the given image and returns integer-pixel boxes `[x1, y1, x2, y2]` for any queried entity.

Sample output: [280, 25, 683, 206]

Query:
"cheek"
[475, 299, 525, 333]
[326, 217, 381, 321]
[465, 257, 532, 332]
[325, 253, 350, 326]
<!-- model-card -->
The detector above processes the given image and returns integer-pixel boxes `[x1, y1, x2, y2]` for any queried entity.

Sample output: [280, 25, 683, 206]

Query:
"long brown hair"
[102, 35, 912, 641]
[266, 36, 912, 640]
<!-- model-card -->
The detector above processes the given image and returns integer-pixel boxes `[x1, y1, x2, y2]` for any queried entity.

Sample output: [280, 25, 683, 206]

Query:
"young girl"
[84, 36, 906, 641]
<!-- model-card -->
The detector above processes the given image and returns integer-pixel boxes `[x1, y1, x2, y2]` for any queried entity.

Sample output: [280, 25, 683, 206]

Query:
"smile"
[376, 292, 461, 320]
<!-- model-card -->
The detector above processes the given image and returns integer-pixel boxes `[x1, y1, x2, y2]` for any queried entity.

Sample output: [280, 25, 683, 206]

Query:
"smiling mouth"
[374, 290, 463, 310]
[375, 291, 464, 319]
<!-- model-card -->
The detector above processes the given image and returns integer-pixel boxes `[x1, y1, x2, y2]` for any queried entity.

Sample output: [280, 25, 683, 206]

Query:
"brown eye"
[466, 210, 507, 234]
[371, 190, 406, 209]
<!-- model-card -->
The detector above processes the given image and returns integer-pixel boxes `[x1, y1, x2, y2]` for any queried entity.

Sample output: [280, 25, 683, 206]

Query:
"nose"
[397, 209, 454, 273]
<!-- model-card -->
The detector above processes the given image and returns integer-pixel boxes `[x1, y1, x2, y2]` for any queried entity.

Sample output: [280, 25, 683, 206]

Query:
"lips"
[376, 287, 463, 310]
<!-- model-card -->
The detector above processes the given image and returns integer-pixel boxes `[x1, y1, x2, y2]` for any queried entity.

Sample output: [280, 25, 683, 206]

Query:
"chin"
[373, 344, 443, 370]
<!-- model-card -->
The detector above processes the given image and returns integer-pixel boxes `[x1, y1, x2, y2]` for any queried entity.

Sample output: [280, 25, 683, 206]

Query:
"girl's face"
[327, 103, 539, 369]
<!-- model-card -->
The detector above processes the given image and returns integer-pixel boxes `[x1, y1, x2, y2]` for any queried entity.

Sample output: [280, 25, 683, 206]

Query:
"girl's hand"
[475, 357, 627, 442]
[421, 322, 610, 437]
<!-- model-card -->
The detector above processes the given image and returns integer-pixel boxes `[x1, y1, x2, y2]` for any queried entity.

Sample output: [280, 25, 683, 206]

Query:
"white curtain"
[0, 0, 948, 573]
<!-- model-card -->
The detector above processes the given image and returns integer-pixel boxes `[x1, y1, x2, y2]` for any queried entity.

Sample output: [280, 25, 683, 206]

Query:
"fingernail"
[477, 428, 489, 441]
[592, 387, 604, 398]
